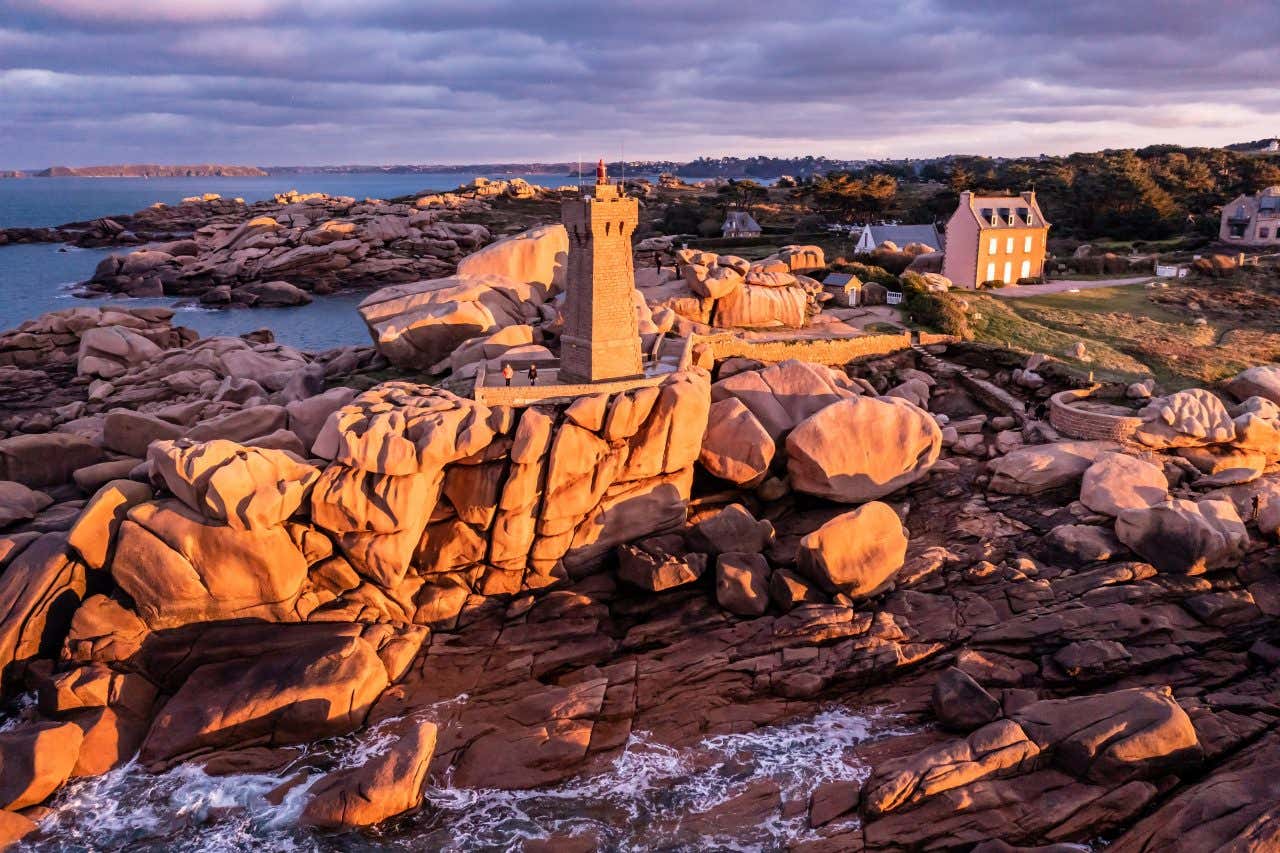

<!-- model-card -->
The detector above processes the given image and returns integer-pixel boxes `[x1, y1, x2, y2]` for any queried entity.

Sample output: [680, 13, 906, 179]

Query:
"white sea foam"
[29, 702, 904, 852]
[416, 706, 907, 852]
[32, 759, 322, 853]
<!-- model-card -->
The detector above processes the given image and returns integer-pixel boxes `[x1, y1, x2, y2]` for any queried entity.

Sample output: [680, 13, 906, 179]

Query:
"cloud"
[0, 0, 1278, 167]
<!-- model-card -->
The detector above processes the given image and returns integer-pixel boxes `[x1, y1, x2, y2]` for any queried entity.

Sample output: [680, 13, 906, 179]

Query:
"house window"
[986, 262, 996, 283]
[1006, 237, 1014, 253]
[1020, 259, 1031, 279]
[1261, 228, 1271, 239]
[1024, 235, 1033, 252]
[1002, 262, 1012, 284]
[989, 237, 998, 254]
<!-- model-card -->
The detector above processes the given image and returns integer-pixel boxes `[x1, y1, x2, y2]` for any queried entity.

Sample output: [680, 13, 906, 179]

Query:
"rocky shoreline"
[0, 213, 1278, 850]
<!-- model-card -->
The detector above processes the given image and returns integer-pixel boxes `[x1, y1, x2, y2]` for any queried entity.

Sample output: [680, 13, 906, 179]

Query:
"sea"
[10, 702, 904, 851]
[0, 173, 574, 350]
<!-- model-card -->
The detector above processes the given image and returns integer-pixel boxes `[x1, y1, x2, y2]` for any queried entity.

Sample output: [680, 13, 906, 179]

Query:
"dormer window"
[1018, 208, 1033, 225]
[998, 207, 1012, 225]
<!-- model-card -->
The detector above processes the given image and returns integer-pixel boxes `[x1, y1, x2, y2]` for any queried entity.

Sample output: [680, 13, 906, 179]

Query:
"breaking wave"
[25, 705, 905, 852]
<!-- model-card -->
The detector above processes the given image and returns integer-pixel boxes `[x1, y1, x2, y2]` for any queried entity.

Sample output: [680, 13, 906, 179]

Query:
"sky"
[2, 0, 1278, 168]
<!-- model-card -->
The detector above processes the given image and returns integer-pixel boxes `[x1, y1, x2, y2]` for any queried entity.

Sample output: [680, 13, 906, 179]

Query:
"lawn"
[965, 278, 1280, 390]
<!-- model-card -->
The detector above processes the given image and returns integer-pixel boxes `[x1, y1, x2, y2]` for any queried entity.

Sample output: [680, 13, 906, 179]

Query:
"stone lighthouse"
[558, 159, 644, 384]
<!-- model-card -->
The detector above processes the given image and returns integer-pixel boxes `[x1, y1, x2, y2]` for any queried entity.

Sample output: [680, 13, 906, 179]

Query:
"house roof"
[822, 273, 860, 288]
[722, 210, 761, 232]
[864, 224, 944, 251]
[960, 192, 1050, 230]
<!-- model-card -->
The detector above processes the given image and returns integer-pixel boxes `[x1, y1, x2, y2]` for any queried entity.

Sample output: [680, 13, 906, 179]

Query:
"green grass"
[965, 282, 1280, 390]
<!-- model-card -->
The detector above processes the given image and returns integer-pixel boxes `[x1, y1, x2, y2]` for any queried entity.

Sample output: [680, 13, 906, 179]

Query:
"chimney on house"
[596, 158, 607, 185]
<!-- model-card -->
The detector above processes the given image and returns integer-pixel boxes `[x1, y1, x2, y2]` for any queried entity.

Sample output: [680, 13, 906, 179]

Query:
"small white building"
[855, 223, 944, 254]
[822, 272, 862, 306]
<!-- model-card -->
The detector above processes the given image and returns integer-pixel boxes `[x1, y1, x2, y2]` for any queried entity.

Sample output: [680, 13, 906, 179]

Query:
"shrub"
[864, 249, 913, 275]
[1071, 256, 1105, 275]
[843, 261, 900, 287]
[902, 272, 973, 340]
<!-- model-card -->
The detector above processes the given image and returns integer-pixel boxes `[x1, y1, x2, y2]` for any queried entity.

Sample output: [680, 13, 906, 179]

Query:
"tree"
[806, 172, 899, 221]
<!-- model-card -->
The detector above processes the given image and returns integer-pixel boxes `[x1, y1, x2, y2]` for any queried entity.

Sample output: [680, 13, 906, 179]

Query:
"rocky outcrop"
[988, 440, 1118, 495]
[0, 307, 195, 370]
[309, 371, 709, 605]
[301, 715, 439, 829]
[1135, 388, 1236, 449]
[1115, 498, 1248, 573]
[698, 397, 775, 486]
[1079, 452, 1168, 516]
[0, 721, 84, 810]
[358, 273, 549, 370]
[79, 195, 493, 299]
[454, 223, 567, 290]
[4, 313, 1280, 849]
[786, 396, 941, 502]
[797, 502, 907, 598]
[711, 359, 862, 440]
[0, 533, 87, 687]
[1223, 363, 1280, 405]
[138, 623, 415, 770]
[638, 249, 825, 332]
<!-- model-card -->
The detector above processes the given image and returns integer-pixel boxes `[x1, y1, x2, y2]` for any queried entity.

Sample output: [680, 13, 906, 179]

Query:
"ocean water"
[25, 705, 904, 852]
[0, 172, 574, 349]
[0, 173, 577, 230]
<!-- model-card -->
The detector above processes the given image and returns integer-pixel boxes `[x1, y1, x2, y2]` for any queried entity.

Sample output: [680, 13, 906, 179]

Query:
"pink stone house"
[942, 191, 1051, 289]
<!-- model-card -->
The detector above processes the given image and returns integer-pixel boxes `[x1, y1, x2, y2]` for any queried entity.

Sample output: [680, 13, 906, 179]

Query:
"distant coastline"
[8, 164, 269, 178]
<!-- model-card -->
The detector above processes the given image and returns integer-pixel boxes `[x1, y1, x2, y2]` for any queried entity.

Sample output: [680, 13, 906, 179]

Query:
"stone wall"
[695, 331, 917, 365]
[1049, 388, 1143, 442]
[473, 337, 694, 408]
[473, 367, 675, 408]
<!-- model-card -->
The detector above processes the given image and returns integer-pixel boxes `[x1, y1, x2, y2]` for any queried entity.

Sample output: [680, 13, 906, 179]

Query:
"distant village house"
[941, 191, 1050, 288]
[855, 224, 944, 254]
[1219, 186, 1280, 246]
[722, 210, 762, 238]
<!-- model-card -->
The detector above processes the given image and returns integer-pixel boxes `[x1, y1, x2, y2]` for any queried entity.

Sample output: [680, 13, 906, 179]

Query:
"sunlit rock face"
[7, 307, 1280, 853]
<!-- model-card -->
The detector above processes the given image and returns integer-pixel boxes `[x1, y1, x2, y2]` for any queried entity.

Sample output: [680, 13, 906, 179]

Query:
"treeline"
[804, 146, 1280, 241]
[676, 155, 844, 179]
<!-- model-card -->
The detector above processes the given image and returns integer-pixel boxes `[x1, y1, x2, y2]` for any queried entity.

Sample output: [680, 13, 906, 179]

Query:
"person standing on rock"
[528, 363, 538, 386]
[502, 363, 513, 386]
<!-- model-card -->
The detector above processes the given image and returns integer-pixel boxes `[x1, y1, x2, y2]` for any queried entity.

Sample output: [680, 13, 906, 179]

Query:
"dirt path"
[989, 276, 1154, 298]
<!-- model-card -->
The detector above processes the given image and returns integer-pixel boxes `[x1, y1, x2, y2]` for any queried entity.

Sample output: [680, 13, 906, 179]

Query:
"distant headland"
[8, 164, 269, 178]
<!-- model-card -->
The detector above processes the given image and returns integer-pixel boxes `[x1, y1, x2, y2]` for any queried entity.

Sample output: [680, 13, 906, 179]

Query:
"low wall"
[474, 336, 694, 407]
[474, 368, 676, 407]
[694, 331, 918, 365]
[1049, 387, 1143, 442]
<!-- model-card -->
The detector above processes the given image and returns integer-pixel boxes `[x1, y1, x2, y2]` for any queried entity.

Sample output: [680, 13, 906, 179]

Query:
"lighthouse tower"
[558, 159, 644, 384]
